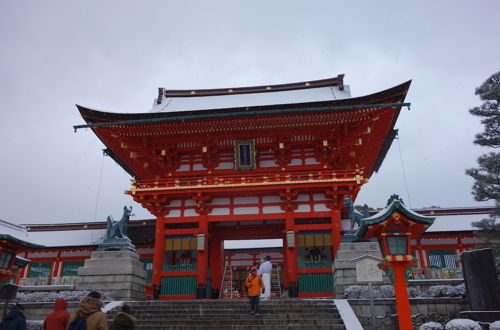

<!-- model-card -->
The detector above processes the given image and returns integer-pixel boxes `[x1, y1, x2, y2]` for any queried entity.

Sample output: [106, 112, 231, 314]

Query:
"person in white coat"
[257, 256, 272, 300]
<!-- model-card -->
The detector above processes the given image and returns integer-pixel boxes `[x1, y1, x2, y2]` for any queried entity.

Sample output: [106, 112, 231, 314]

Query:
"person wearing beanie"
[44, 298, 70, 330]
[0, 303, 26, 330]
[109, 305, 135, 330]
[245, 266, 265, 316]
[67, 291, 108, 330]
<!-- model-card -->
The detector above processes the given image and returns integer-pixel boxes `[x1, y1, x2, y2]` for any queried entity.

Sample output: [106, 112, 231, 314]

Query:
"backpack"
[67, 316, 87, 330]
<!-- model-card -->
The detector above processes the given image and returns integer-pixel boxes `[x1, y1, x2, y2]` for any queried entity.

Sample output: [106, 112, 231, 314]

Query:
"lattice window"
[0, 251, 13, 269]
[428, 249, 457, 269]
[62, 261, 84, 276]
[28, 262, 52, 278]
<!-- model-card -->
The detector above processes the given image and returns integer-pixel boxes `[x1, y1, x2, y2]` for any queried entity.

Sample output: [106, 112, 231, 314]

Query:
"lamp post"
[378, 232, 414, 330]
[353, 196, 435, 330]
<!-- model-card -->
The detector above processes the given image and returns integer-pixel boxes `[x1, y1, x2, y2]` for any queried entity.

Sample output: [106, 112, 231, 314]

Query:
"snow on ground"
[444, 319, 481, 330]
[419, 322, 444, 330]
[16, 290, 113, 303]
[343, 284, 465, 299]
[333, 299, 363, 330]
[490, 321, 500, 330]
[27, 320, 43, 330]
[102, 300, 124, 313]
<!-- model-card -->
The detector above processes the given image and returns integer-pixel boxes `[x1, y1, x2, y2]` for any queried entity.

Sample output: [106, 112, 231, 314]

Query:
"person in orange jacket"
[245, 266, 265, 316]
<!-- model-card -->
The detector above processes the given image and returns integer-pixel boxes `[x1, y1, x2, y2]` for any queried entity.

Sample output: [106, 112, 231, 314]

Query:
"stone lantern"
[354, 195, 435, 329]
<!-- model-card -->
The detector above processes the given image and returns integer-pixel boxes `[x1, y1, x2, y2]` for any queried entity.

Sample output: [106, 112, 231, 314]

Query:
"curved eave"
[77, 80, 411, 179]
[76, 80, 411, 124]
[363, 200, 436, 226]
[356, 200, 435, 240]
[0, 234, 45, 249]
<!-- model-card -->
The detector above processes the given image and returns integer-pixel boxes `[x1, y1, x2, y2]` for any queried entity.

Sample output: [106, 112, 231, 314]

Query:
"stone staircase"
[108, 299, 346, 329]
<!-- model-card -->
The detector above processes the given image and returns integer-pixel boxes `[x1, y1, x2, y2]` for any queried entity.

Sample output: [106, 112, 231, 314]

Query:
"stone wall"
[348, 298, 468, 329]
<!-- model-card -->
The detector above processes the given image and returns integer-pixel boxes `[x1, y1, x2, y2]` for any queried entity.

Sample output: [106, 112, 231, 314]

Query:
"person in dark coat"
[0, 303, 27, 330]
[109, 305, 135, 330]
[43, 298, 70, 330]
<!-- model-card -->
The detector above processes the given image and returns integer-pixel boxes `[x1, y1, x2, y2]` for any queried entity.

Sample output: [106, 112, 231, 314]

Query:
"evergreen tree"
[466, 71, 500, 271]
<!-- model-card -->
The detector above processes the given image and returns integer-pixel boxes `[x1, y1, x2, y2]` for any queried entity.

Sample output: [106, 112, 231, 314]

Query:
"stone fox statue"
[106, 206, 133, 239]
[343, 196, 369, 230]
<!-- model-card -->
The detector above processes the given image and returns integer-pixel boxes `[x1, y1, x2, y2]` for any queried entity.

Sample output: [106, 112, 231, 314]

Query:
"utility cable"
[90, 151, 106, 245]
[397, 136, 413, 209]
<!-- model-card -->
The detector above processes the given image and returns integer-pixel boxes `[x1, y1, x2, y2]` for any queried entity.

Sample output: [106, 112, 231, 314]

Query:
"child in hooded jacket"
[44, 298, 70, 330]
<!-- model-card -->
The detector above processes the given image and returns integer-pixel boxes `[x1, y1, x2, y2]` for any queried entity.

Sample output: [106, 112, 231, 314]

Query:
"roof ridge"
[157, 75, 345, 100]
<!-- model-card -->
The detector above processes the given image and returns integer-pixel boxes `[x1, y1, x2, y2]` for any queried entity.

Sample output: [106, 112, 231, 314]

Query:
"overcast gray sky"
[1, 1, 499, 225]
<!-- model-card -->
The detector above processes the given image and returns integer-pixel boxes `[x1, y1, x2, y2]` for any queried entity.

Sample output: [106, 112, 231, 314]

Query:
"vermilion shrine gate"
[75, 75, 411, 299]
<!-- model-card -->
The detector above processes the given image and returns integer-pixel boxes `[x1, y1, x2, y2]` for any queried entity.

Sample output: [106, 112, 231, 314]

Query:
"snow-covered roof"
[26, 229, 106, 247]
[0, 219, 105, 248]
[0, 219, 43, 248]
[426, 213, 487, 232]
[0, 219, 29, 240]
[150, 85, 351, 113]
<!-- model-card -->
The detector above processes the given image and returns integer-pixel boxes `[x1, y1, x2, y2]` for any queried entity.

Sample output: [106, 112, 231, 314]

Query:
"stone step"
[111, 313, 341, 321]
[135, 325, 345, 330]
[106, 299, 346, 330]
[134, 319, 344, 326]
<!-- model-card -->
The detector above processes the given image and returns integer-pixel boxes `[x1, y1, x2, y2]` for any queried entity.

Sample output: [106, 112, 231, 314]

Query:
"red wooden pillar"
[209, 234, 223, 296]
[152, 216, 166, 293]
[284, 211, 298, 296]
[330, 209, 342, 258]
[196, 213, 209, 298]
[393, 262, 413, 329]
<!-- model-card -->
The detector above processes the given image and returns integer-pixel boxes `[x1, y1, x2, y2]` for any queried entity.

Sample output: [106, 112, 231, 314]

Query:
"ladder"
[270, 263, 282, 297]
[219, 263, 237, 299]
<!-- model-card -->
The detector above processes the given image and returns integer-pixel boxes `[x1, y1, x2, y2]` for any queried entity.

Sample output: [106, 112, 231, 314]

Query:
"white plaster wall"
[234, 207, 259, 215]
[209, 208, 230, 216]
[234, 197, 259, 204]
[297, 194, 310, 201]
[262, 196, 281, 203]
[420, 238, 458, 245]
[177, 164, 190, 171]
[210, 198, 230, 205]
[193, 164, 207, 171]
[259, 160, 278, 167]
[27, 252, 57, 258]
[263, 206, 285, 214]
[165, 210, 181, 218]
[305, 157, 319, 165]
[215, 162, 233, 170]
[60, 251, 91, 257]
[314, 203, 329, 212]
[184, 209, 197, 217]
[313, 193, 328, 201]
[295, 204, 311, 213]
[168, 200, 182, 207]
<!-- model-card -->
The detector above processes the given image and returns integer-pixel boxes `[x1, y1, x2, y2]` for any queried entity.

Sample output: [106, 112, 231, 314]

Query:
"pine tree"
[466, 71, 500, 271]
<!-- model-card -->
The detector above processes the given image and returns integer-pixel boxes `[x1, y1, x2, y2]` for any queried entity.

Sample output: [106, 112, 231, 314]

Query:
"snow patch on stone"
[445, 319, 481, 330]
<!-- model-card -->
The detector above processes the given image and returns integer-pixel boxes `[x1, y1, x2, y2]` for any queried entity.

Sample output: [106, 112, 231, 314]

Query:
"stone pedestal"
[76, 250, 146, 301]
[97, 237, 136, 252]
[334, 242, 387, 296]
